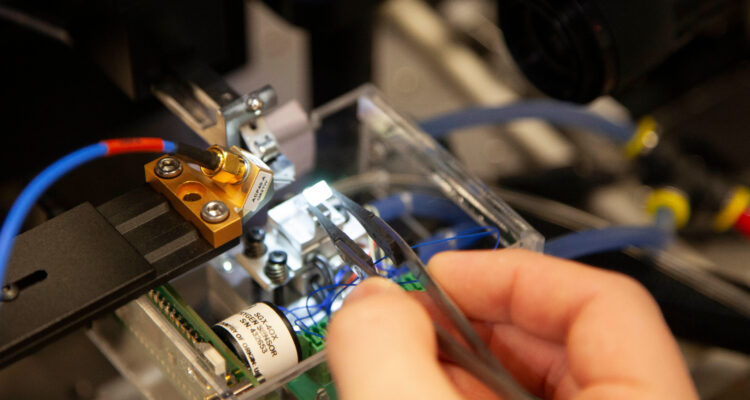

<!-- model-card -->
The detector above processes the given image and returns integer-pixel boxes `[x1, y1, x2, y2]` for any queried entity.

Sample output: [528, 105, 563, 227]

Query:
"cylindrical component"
[498, 0, 738, 102]
[264, 251, 289, 284]
[213, 302, 301, 381]
[244, 227, 268, 258]
[646, 187, 691, 229]
[174, 143, 222, 170]
[201, 201, 230, 224]
[154, 157, 183, 179]
[201, 146, 248, 184]
[636, 138, 735, 223]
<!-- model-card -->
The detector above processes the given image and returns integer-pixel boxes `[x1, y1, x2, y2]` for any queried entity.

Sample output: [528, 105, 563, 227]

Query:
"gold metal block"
[145, 156, 242, 247]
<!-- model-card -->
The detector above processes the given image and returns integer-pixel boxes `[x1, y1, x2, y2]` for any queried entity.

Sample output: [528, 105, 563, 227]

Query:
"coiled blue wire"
[420, 100, 635, 143]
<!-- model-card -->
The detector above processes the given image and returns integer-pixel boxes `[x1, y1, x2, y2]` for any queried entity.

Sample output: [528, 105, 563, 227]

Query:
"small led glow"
[302, 181, 333, 206]
[222, 260, 233, 272]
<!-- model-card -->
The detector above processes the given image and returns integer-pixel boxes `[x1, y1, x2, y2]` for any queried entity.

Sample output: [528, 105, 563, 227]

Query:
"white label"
[245, 171, 272, 212]
[214, 303, 299, 380]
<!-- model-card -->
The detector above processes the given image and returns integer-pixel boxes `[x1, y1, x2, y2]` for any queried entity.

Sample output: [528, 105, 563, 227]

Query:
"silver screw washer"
[201, 201, 230, 224]
[155, 157, 183, 179]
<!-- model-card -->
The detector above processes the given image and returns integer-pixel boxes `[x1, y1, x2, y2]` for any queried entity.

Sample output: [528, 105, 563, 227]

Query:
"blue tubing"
[370, 192, 469, 225]
[420, 100, 635, 143]
[544, 226, 671, 260]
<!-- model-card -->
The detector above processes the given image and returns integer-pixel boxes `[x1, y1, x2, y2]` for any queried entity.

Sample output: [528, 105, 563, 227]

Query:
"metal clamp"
[152, 62, 277, 150]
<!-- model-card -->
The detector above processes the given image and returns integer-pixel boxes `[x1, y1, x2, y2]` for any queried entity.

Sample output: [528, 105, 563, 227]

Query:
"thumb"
[327, 278, 463, 400]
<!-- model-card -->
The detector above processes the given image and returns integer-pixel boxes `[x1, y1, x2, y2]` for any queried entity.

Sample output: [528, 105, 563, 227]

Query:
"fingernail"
[344, 277, 397, 305]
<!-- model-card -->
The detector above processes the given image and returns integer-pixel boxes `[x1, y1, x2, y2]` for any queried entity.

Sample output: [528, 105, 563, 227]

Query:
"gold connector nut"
[210, 146, 274, 217]
[201, 145, 247, 184]
[145, 156, 242, 247]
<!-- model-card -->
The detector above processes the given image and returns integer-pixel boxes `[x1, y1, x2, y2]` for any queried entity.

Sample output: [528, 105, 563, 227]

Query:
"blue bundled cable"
[544, 226, 671, 260]
[420, 100, 635, 143]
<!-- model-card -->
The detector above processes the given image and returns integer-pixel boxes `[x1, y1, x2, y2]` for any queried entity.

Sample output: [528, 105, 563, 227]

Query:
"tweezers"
[306, 203, 379, 279]
[308, 190, 534, 400]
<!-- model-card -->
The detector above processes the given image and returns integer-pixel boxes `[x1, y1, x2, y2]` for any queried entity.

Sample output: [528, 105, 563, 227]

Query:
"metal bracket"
[152, 62, 278, 149]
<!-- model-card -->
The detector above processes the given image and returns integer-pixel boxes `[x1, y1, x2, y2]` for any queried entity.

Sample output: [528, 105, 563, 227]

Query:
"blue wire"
[411, 228, 500, 250]
[305, 281, 360, 326]
[162, 141, 176, 153]
[293, 280, 359, 340]
[325, 282, 357, 316]
[0, 140, 175, 289]
[420, 100, 635, 143]
[0, 143, 109, 288]
[294, 319, 326, 340]
[333, 265, 351, 285]
[294, 226, 503, 337]
[415, 225, 501, 263]
[544, 226, 671, 260]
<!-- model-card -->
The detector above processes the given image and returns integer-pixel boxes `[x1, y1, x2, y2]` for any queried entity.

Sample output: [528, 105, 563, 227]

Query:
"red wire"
[734, 208, 750, 240]
[102, 138, 170, 155]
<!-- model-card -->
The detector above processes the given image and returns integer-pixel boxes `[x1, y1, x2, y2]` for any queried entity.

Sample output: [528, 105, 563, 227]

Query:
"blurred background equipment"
[497, 0, 747, 103]
[0, 0, 749, 398]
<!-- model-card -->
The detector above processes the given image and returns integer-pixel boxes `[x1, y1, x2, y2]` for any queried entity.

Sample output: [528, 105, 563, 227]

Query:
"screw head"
[201, 201, 229, 224]
[264, 251, 289, 284]
[244, 227, 268, 258]
[246, 227, 266, 242]
[246, 96, 263, 113]
[267, 250, 287, 265]
[2, 284, 19, 302]
[155, 157, 182, 179]
[314, 388, 330, 400]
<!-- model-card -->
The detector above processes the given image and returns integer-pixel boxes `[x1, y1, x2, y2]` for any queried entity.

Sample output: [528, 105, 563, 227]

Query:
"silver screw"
[155, 157, 182, 179]
[201, 201, 229, 223]
[314, 388, 330, 400]
[2, 284, 19, 302]
[264, 250, 289, 284]
[246, 96, 263, 113]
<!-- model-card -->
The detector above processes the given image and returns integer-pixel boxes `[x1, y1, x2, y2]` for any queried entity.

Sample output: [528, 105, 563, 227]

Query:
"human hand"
[326, 249, 698, 400]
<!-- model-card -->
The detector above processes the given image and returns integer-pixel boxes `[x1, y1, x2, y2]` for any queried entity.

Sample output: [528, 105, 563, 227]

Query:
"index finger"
[428, 249, 697, 398]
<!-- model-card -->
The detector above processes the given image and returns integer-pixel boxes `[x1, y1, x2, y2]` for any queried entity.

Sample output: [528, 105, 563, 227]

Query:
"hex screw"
[155, 157, 183, 179]
[244, 227, 267, 258]
[264, 250, 289, 284]
[201, 201, 229, 224]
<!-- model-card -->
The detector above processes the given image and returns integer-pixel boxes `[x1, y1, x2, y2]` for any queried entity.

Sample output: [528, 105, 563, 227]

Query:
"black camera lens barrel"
[498, 0, 734, 103]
